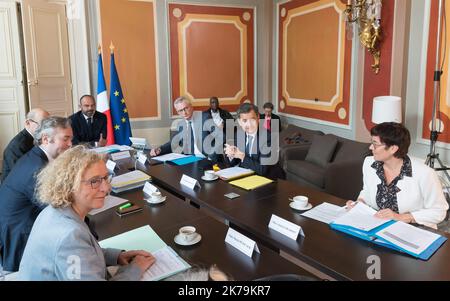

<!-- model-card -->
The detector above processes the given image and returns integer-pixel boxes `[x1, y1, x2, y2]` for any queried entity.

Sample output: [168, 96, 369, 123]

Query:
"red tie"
[264, 117, 271, 130]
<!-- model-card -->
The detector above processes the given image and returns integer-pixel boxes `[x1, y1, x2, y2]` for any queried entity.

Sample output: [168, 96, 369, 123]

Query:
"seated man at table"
[69, 94, 107, 146]
[150, 96, 222, 162]
[0, 116, 73, 271]
[1, 108, 49, 182]
[224, 103, 285, 180]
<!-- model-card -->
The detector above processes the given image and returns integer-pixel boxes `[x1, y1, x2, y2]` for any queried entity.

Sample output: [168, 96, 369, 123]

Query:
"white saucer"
[289, 202, 313, 211]
[174, 233, 202, 246]
[201, 175, 218, 182]
[145, 196, 166, 204]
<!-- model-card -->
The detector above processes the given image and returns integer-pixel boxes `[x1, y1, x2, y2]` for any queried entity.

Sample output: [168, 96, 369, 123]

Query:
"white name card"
[106, 160, 116, 172]
[268, 214, 304, 240]
[179, 174, 199, 190]
[143, 181, 158, 196]
[111, 151, 131, 161]
[138, 153, 148, 165]
[225, 228, 260, 258]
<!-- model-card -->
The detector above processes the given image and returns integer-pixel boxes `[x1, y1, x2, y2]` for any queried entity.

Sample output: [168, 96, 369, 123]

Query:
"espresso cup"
[204, 170, 215, 180]
[292, 195, 308, 208]
[179, 226, 197, 242]
[150, 191, 162, 202]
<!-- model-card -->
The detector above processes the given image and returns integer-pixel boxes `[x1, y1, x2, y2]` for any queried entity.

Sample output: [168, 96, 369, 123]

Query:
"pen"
[119, 203, 132, 210]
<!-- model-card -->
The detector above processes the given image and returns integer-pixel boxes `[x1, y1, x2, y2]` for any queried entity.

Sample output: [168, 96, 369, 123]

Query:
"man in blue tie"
[224, 103, 285, 180]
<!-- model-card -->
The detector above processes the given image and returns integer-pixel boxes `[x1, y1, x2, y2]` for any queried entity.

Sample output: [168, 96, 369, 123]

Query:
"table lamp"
[372, 96, 402, 124]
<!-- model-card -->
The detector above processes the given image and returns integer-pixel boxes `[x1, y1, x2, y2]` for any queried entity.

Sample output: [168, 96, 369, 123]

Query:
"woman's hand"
[375, 209, 415, 223]
[345, 200, 357, 210]
[132, 254, 156, 274]
[118, 250, 152, 265]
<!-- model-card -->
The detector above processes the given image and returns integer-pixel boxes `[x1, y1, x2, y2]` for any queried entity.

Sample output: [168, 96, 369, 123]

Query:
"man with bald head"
[1, 108, 49, 182]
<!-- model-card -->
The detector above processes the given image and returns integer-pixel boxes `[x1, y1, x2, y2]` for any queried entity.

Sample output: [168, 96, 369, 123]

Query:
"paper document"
[141, 246, 190, 281]
[215, 166, 254, 180]
[152, 153, 188, 162]
[332, 202, 388, 231]
[229, 175, 273, 190]
[376, 221, 441, 255]
[93, 144, 133, 154]
[111, 170, 150, 188]
[101, 226, 190, 281]
[89, 195, 128, 215]
[301, 202, 347, 224]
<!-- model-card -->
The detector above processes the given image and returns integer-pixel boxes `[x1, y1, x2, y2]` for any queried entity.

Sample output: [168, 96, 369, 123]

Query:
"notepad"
[152, 153, 188, 162]
[229, 175, 273, 190]
[99, 225, 191, 281]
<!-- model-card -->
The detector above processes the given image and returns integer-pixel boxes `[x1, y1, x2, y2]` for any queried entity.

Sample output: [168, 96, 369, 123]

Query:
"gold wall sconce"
[345, 0, 382, 74]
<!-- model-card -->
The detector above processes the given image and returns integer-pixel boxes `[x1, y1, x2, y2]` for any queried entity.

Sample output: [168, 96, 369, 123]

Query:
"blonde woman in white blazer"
[346, 122, 448, 229]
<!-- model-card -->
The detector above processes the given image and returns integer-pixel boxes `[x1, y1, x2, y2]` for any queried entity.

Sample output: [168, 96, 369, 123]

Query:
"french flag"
[96, 50, 115, 145]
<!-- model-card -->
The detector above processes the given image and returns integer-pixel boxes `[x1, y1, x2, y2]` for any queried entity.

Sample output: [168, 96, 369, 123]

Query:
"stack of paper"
[215, 166, 254, 180]
[152, 153, 188, 162]
[111, 170, 151, 193]
[229, 175, 273, 190]
[100, 225, 191, 281]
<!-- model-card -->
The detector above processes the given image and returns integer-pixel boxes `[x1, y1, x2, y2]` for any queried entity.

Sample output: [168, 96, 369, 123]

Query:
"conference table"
[90, 184, 315, 280]
[142, 160, 450, 281]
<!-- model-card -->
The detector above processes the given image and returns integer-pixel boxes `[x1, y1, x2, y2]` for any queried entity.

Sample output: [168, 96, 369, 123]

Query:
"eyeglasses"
[176, 106, 191, 114]
[370, 141, 386, 149]
[82, 174, 113, 189]
[28, 119, 38, 125]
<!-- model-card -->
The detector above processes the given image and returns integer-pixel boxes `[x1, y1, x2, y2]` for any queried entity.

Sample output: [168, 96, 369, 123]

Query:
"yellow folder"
[229, 175, 273, 190]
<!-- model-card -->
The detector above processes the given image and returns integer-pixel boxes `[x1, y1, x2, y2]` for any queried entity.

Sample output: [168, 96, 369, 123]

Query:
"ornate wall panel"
[169, 3, 254, 114]
[278, 0, 351, 126]
[423, 0, 450, 143]
[100, 0, 160, 120]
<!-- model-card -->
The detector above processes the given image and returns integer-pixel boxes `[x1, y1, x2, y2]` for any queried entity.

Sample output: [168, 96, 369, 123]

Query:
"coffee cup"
[204, 170, 215, 180]
[179, 226, 197, 242]
[150, 191, 162, 202]
[292, 195, 309, 208]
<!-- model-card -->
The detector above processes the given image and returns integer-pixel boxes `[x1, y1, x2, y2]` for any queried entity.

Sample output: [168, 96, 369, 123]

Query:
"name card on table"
[180, 174, 200, 190]
[106, 160, 116, 173]
[143, 182, 159, 196]
[137, 153, 148, 165]
[225, 228, 260, 258]
[268, 214, 304, 240]
[111, 151, 131, 161]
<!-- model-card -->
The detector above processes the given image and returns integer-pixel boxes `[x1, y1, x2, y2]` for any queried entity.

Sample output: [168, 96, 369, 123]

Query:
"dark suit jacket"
[227, 128, 285, 180]
[0, 146, 48, 271]
[260, 113, 282, 132]
[69, 111, 107, 145]
[1, 129, 34, 182]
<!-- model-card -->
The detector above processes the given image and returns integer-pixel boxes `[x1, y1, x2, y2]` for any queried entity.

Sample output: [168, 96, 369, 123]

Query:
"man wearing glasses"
[1, 108, 49, 182]
[0, 116, 73, 272]
[150, 96, 215, 159]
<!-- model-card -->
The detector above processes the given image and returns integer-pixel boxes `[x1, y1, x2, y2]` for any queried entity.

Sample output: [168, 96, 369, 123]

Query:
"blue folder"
[170, 156, 203, 166]
[330, 220, 447, 260]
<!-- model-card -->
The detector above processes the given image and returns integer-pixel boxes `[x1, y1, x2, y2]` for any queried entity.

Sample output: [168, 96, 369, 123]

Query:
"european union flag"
[109, 52, 132, 145]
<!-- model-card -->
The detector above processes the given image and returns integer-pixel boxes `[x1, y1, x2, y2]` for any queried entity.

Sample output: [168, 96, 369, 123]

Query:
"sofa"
[283, 132, 371, 200]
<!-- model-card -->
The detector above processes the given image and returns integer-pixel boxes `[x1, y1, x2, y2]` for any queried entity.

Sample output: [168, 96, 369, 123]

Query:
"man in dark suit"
[1, 108, 49, 182]
[225, 103, 285, 180]
[150, 96, 222, 162]
[69, 95, 107, 146]
[260, 102, 281, 132]
[0, 116, 73, 271]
